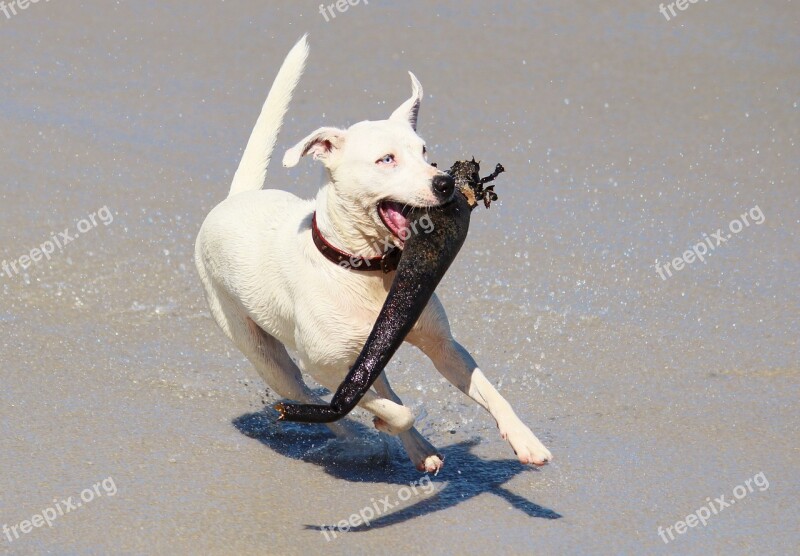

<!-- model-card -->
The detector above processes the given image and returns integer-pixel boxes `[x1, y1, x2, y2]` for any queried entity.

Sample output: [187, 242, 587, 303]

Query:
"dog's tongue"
[379, 202, 410, 244]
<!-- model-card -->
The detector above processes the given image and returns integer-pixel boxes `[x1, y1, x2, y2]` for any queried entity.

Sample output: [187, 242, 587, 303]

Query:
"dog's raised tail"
[229, 35, 309, 198]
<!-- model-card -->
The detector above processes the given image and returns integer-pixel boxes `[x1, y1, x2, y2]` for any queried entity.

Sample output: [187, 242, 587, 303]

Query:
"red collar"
[311, 212, 401, 273]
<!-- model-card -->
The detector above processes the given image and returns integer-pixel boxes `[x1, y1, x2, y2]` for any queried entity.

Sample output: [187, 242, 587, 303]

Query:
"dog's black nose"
[432, 173, 455, 200]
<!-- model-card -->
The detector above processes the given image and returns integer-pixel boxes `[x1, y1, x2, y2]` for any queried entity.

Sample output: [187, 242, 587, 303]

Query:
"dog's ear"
[283, 127, 346, 168]
[389, 72, 423, 131]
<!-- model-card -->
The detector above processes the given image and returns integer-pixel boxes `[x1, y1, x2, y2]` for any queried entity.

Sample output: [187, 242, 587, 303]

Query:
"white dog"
[195, 36, 552, 472]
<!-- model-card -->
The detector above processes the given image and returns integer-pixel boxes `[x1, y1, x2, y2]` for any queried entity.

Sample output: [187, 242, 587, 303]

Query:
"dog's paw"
[399, 429, 443, 474]
[417, 454, 444, 474]
[500, 422, 552, 466]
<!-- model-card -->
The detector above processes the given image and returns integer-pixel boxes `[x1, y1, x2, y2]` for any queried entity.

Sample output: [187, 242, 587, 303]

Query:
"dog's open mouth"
[378, 201, 413, 247]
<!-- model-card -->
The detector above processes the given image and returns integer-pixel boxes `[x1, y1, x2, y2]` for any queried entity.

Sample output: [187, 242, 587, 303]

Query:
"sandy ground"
[0, 1, 798, 554]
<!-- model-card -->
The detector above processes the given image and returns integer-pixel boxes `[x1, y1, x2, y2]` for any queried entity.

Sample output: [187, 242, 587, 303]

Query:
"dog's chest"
[298, 276, 391, 370]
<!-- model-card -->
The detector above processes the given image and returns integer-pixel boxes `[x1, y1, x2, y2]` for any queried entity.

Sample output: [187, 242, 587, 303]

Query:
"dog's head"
[283, 73, 454, 248]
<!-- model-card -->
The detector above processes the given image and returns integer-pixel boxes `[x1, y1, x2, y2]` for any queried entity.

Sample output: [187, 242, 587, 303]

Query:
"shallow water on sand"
[1, 1, 797, 554]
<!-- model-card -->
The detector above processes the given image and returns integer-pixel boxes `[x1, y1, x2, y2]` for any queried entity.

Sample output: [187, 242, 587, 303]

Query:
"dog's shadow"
[233, 407, 562, 531]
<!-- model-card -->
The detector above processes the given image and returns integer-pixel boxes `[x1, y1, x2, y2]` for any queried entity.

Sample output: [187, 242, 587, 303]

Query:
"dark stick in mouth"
[275, 159, 504, 423]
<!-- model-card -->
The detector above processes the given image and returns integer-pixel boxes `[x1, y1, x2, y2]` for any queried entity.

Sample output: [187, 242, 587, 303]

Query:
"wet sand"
[0, 1, 797, 554]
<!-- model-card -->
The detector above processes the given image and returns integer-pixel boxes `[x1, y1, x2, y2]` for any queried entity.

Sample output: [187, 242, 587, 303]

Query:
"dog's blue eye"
[378, 154, 395, 165]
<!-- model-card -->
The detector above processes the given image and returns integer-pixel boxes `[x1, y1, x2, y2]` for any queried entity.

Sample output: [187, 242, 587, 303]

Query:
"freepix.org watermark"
[318, 0, 368, 23]
[657, 472, 769, 544]
[654, 205, 765, 281]
[321, 474, 437, 540]
[659, 0, 710, 22]
[1, 206, 114, 281]
[0, 0, 51, 21]
[3, 477, 117, 545]
[337, 213, 434, 271]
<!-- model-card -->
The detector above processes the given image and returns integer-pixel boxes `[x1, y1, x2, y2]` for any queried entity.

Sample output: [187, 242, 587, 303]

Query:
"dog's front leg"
[413, 336, 552, 466]
[372, 373, 444, 473]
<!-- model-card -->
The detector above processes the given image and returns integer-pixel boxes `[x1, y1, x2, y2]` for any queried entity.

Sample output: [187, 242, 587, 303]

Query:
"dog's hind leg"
[244, 322, 361, 439]
[201, 279, 357, 438]
[372, 374, 444, 473]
